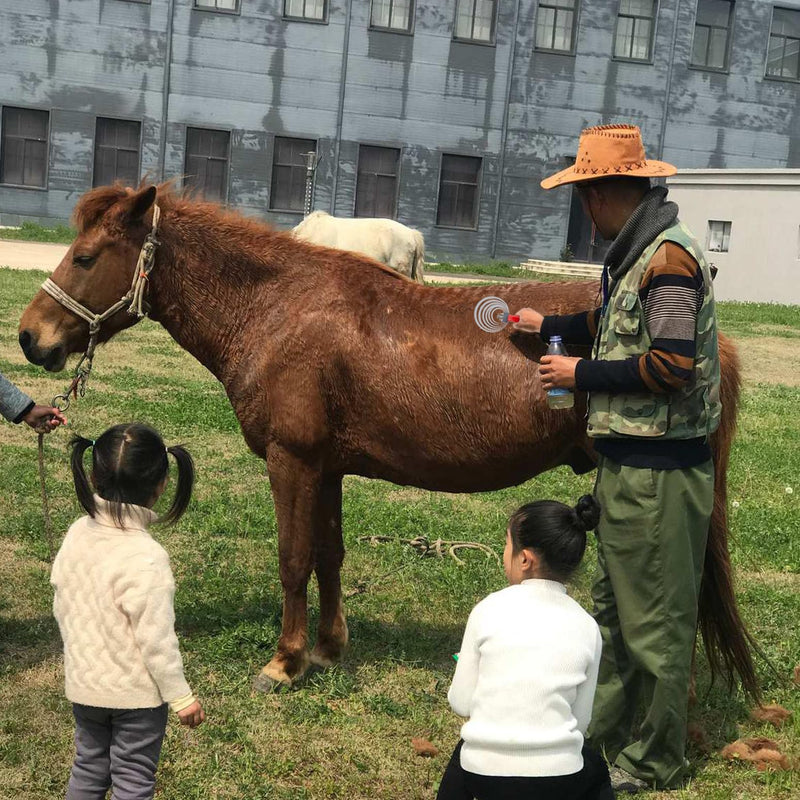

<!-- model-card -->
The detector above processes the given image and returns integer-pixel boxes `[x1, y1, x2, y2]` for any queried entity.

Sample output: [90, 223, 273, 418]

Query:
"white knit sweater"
[51, 497, 193, 711]
[448, 579, 602, 777]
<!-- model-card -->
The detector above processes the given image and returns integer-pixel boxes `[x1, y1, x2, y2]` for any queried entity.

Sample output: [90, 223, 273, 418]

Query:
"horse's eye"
[73, 255, 95, 268]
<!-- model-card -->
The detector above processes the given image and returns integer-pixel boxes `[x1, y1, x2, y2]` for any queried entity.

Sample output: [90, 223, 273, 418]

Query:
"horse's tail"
[699, 332, 761, 701]
[410, 230, 425, 283]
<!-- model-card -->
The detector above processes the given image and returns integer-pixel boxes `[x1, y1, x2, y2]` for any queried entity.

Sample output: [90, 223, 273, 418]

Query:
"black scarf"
[602, 186, 679, 305]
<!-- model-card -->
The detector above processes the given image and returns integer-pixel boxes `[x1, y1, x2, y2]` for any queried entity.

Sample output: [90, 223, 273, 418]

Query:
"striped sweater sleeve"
[575, 242, 702, 394]
[637, 242, 703, 391]
[540, 308, 601, 346]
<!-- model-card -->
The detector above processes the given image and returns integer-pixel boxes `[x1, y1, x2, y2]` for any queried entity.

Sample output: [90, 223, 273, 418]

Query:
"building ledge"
[669, 169, 800, 187]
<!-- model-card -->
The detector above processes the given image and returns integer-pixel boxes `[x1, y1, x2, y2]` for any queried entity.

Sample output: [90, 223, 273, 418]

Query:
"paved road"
[0, 240, 526, 284]
[0, 240, 68, 271]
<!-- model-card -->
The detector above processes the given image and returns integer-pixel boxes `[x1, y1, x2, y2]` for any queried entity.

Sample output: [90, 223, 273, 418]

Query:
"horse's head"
[19, 184, 158, 372]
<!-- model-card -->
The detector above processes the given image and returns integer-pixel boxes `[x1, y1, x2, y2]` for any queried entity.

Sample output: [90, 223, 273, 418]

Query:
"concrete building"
[668, 169, 800, 304]
[1, 0, 799, 262]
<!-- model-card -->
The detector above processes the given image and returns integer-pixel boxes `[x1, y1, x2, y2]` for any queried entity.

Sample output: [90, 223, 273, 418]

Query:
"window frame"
[0, 104, 51, 191]
[452, 0, 498, 46]
[707, 219, 732, 253]
[283, 0, 329, 24]
[91, 116, 143, 189]
[369, 0, 415, 34]
[192, 0, 241, 14]
[435, 152, 483, 231]
[183, 125, 232, 203]
[534, 0, 581, 56]
[764, 5, 800, 83]
[354, 143, 403, 220]
[612, 0, 659, 64]
[269, 135, 318, 214]
[689, 0, 735, 73]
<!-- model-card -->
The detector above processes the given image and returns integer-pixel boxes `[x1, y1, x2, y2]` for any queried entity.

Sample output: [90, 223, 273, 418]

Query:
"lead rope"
[346, 535, 500, 599]
[37, 432, 56, 563]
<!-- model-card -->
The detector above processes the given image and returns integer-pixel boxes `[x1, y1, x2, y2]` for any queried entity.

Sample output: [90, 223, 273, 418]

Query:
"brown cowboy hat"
[541, 124, 677, 190]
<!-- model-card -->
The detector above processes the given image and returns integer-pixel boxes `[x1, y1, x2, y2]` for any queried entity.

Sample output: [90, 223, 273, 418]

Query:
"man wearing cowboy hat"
[514, 124, 721, 792]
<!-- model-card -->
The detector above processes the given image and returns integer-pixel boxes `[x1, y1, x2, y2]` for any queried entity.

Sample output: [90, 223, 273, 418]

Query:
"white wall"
[667, 170, 800, 305]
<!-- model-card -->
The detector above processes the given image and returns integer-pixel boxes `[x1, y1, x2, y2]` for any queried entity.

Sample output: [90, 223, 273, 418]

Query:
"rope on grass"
[345, 535, 500, 599]
[37, 432, 56, 563]
[358, 534, 500, 567]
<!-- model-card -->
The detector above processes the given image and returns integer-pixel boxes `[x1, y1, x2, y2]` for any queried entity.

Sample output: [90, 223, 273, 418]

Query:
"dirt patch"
[385, 488, 428, 503]
[740, 570, 800, 592]
[733, 336, 800, 388]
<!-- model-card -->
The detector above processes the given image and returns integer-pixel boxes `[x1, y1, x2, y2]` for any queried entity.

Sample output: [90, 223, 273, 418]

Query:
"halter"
[40, 204, 162, 411]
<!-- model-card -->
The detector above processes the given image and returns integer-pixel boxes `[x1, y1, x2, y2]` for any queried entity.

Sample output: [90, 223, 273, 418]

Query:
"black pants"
[437, 741, 615, 800]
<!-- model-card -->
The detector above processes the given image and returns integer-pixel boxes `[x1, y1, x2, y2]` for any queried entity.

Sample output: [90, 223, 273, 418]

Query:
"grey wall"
[1, 0, 799, 260]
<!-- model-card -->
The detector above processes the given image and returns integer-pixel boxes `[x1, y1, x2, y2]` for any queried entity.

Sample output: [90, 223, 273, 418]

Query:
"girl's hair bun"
[574, 494, 601, 532]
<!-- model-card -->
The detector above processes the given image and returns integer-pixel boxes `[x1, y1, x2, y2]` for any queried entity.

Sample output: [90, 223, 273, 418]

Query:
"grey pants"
[66, 703, 168, 800]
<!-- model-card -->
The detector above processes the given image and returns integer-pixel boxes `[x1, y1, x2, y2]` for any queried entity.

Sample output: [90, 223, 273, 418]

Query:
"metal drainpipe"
[158, 0, 176, 181]
[490, 0, 521, 259]
[330, 0, 353, 215]
[658, 0, 682, 161]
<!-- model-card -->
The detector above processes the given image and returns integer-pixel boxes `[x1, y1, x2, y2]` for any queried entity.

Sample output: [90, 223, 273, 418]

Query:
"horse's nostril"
[19, 330, 32, 354]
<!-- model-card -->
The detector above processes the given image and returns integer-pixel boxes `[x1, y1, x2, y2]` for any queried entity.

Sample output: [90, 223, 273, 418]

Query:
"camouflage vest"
[587, 221, 721, 440]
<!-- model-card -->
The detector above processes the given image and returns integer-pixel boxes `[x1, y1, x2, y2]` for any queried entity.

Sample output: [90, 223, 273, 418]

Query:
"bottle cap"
[550, 335, 562, 342]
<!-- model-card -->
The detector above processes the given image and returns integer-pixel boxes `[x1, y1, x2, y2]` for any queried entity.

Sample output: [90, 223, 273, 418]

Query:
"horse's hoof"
[252, 666, 292, 693]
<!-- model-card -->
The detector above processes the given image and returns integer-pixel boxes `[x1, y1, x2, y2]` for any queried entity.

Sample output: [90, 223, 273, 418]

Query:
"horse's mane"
[72, 183, 411, 283]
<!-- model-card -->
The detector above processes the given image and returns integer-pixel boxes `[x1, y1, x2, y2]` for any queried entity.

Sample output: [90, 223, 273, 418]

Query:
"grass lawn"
[0, 222, 75, 245]
[0, 267, 798, 799]
[425, 260, 575, 282]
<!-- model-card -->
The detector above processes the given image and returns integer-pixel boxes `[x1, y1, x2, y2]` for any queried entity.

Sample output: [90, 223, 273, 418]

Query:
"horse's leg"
[254, 446, 320, 689]
[310, 475, 348, 668]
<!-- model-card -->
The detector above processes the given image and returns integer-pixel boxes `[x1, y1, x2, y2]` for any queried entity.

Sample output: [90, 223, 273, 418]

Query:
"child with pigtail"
[51, 422, 204, 800]
[438, 495, 615, 800]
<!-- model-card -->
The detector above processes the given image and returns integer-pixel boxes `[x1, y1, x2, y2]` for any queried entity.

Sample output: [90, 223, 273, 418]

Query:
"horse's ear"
[121, 185, 157, 222]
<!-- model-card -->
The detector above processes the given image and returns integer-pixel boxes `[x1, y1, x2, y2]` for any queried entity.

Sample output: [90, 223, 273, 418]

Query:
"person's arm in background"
[118, 549, 205, 727]
[447, 606, 482, 718]
[572, 626, 603, 736]
[0, 372, 66, 430]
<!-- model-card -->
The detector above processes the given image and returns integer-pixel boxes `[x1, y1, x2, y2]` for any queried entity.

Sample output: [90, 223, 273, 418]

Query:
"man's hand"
[23, 405, 67, 433]
[177, 700, 205, 728]
[512, 308, 544, 334]
[539, 355, 582, 390]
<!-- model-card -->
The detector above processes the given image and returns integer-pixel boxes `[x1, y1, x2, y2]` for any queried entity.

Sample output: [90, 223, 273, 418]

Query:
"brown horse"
[18, 184, 759, 697]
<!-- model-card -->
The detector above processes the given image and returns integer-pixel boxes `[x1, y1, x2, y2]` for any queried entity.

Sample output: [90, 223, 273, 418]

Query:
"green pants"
[588, 456, 714, 789]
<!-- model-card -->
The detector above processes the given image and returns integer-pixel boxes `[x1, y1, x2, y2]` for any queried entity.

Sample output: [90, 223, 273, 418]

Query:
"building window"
[766, 7, 800, 81]
[184, 127, 230, 202]
[454, 0, 496, 43]
[691, 0, 733, 70]
[270, 137, 315, 212]
[355, 146, 400, 218]
[0, 107, 48, 188]
[707, 220, 731, 252]
[614, 0, 657, 61]
[194, 0, 239, 11]
[284, 0, 326, 21]
[93, 118, 141, 188]
[370, 0, 413, 32]
[535, 0, 579, 53]
[437, 154, 481, 229]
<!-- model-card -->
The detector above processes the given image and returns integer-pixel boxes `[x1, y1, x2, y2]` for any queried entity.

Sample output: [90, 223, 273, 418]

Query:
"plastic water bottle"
[546, 336, 574, 410]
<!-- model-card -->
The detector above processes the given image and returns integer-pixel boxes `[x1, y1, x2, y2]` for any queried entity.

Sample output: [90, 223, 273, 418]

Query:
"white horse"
[292, 211, 425, 283]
